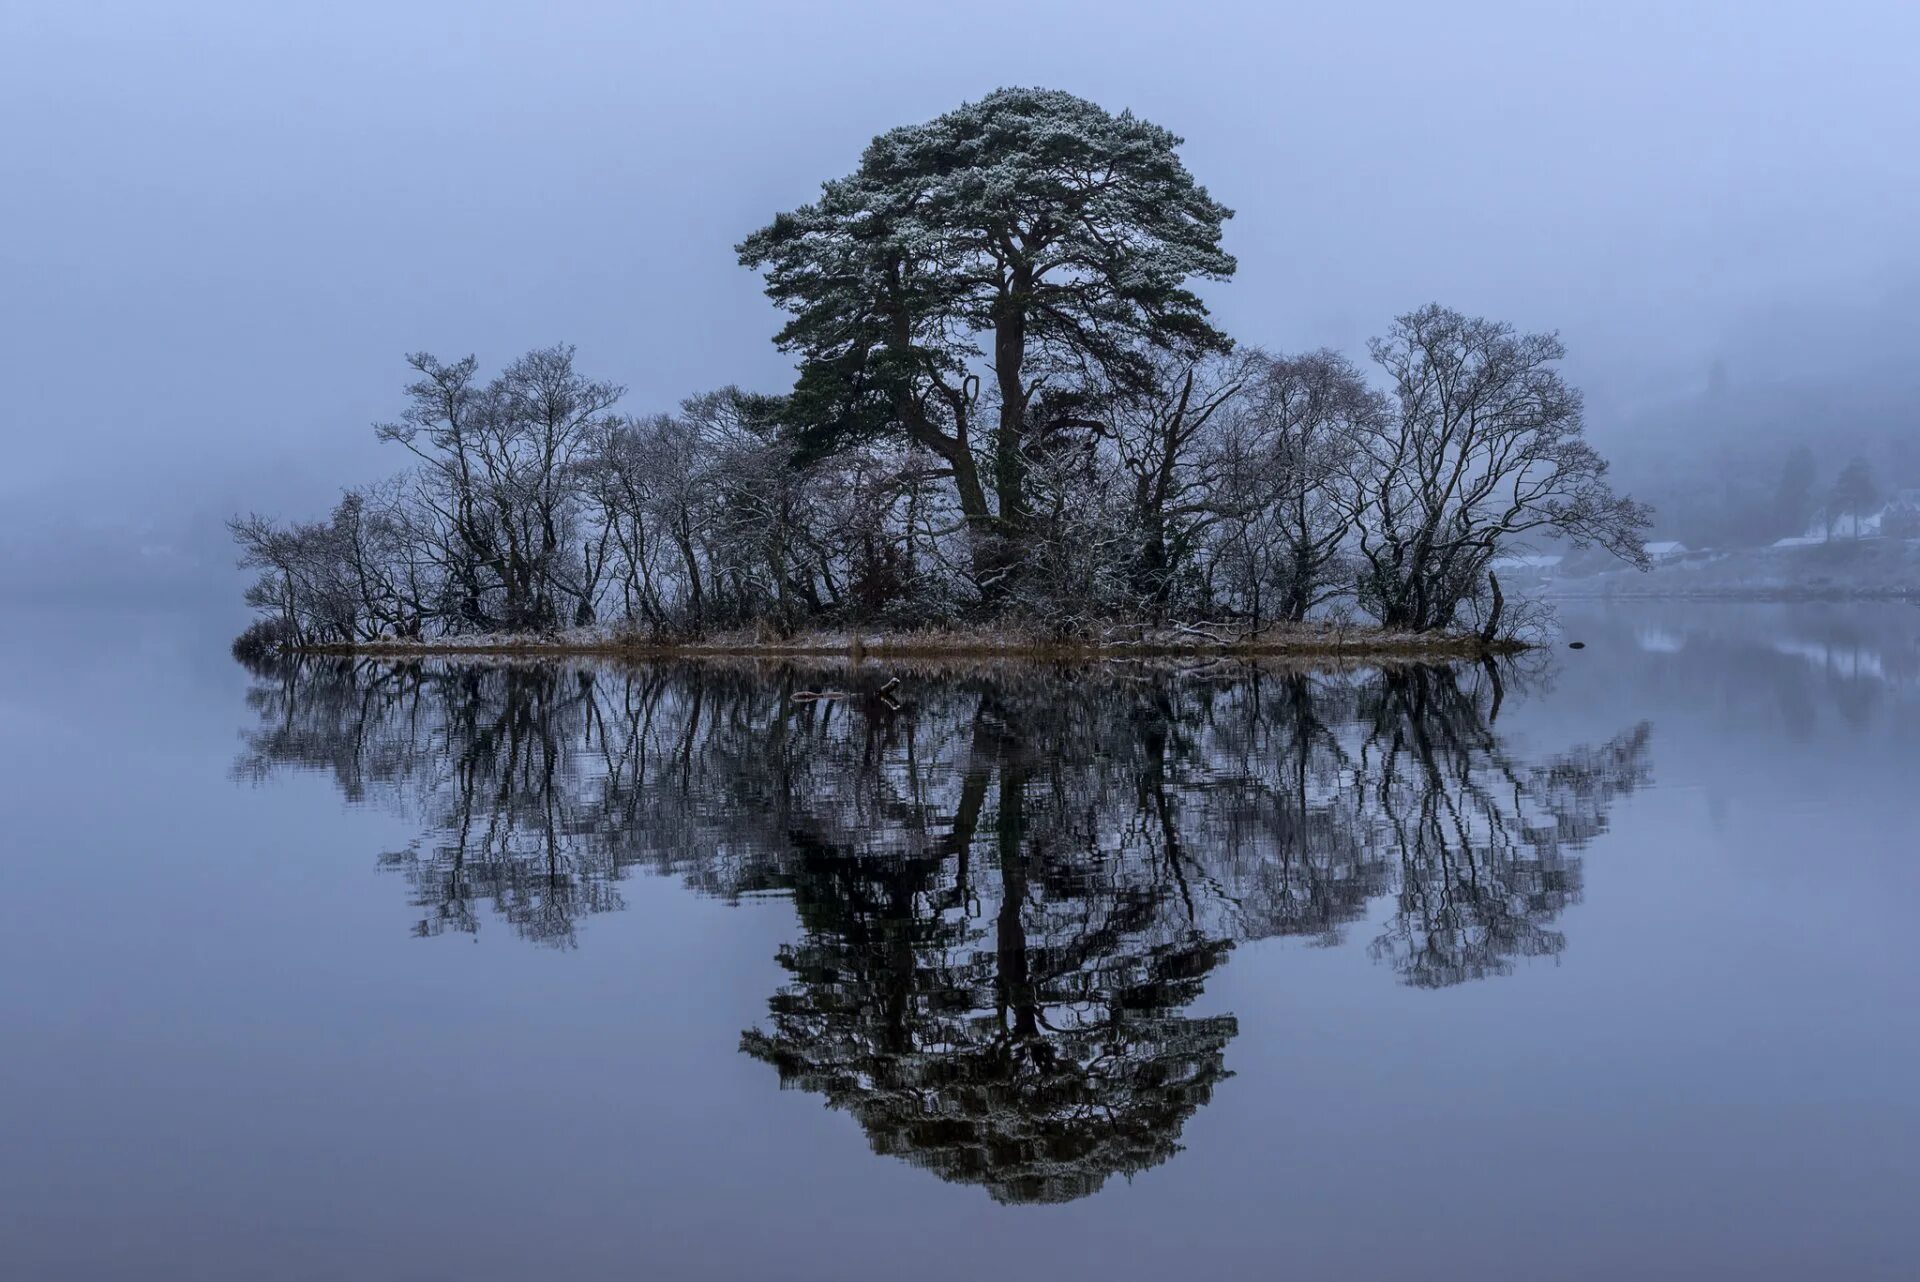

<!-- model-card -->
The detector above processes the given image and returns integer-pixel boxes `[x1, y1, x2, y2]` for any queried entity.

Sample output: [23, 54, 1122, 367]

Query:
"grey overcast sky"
[3, 0, 1918, 601]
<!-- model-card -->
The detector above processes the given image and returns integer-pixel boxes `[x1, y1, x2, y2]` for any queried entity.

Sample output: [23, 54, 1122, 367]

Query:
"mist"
[5, 0, 1917, 612]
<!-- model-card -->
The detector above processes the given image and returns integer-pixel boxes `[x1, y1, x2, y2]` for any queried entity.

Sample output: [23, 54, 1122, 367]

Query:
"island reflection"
[236, 657, 1649, 1202]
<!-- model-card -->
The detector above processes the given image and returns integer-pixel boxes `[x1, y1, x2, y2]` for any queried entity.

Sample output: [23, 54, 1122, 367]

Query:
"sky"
[3, 0, 1918, 605]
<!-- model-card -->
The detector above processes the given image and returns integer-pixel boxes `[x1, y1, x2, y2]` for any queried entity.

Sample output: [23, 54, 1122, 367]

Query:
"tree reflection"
[1356, 668, 1650, 987]
[739, 699, 1241, 1203]
[236, 654, 1649, 1199]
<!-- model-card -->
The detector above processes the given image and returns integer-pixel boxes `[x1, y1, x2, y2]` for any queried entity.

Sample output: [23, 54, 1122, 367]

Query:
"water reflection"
[236, 657, 1650, 1201]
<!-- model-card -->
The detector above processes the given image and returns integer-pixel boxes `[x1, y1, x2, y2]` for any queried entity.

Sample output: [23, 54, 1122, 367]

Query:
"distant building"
[1809, 507, 1881, 540]
[1799, 489, 1920, 541]
[1882, 489, 1920, 540]
[1489, 553, 1563, 579]
[1643, 541, 1689, 563]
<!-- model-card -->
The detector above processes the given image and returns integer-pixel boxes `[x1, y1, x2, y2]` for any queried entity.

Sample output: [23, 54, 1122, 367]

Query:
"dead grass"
[295, 619, 1528, 664]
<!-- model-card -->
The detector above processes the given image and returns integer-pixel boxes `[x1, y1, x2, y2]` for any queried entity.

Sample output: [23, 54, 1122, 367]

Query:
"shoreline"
[1549, 586, 1919, 603]
[279, 631, 1529, 665]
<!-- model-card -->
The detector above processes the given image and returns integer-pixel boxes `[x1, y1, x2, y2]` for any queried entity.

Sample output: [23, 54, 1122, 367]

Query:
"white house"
[1489, 553, 1563, 578]
[1882, 489, 1920, 539]
[1643, 541, 1689, 563]
[1798, 489, 1920, 542]
[1808, 508, 1881, 540]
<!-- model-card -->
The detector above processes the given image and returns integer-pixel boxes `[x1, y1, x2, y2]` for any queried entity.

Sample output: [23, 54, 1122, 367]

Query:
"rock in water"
[1568, 641, 1587, 650]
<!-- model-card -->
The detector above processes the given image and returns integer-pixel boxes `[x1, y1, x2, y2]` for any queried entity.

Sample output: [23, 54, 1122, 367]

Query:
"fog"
[4, 0, 1917, 611]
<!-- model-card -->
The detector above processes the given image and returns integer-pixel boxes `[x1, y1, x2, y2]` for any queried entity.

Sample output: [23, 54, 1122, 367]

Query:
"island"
[230, 89, 1647, 662]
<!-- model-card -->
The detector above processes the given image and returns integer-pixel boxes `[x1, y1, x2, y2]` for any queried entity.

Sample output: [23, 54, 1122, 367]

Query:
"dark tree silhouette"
[738, 87, 1236, 588]
[1829, 457, 1881, 539]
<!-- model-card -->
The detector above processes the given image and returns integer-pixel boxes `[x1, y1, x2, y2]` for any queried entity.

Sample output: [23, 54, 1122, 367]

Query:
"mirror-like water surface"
[2, 603, 1915, 1280]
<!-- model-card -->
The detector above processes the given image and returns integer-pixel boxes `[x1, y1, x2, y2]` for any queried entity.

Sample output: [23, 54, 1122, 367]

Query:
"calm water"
[1, 602, 1915, 1280]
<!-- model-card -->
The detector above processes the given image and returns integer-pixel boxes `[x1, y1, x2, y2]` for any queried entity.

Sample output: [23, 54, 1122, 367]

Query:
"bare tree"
[1104, 350, 1259, 615]
[1247, 350, 1381, 622]
[235, 307, 1655, 648]
[687, 387, 821, 629]
[1345, 305, 1650, 634]
[375, 346, 622, 632]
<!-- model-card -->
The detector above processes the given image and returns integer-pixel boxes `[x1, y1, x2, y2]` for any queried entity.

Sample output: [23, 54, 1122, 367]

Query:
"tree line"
[233, 88, 1649, 651]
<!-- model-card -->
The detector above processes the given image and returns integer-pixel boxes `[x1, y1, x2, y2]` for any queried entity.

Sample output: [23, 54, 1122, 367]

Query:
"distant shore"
[284, 623, 1529, 664]
[1544, 538, 1920, 602]
[1551, 585, 1919, 602]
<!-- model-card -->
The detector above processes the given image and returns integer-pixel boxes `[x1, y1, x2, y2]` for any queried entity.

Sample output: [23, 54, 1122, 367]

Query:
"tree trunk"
[1478, 572, 1505, 644]
[992, 270, 1032, 532]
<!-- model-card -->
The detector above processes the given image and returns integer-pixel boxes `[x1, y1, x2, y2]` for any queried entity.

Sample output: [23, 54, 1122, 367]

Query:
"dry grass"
[295, 619, 1528, 664]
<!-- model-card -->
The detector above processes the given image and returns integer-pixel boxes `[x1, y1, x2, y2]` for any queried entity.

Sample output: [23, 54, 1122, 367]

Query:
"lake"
[2, 602, 1915, 1281]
